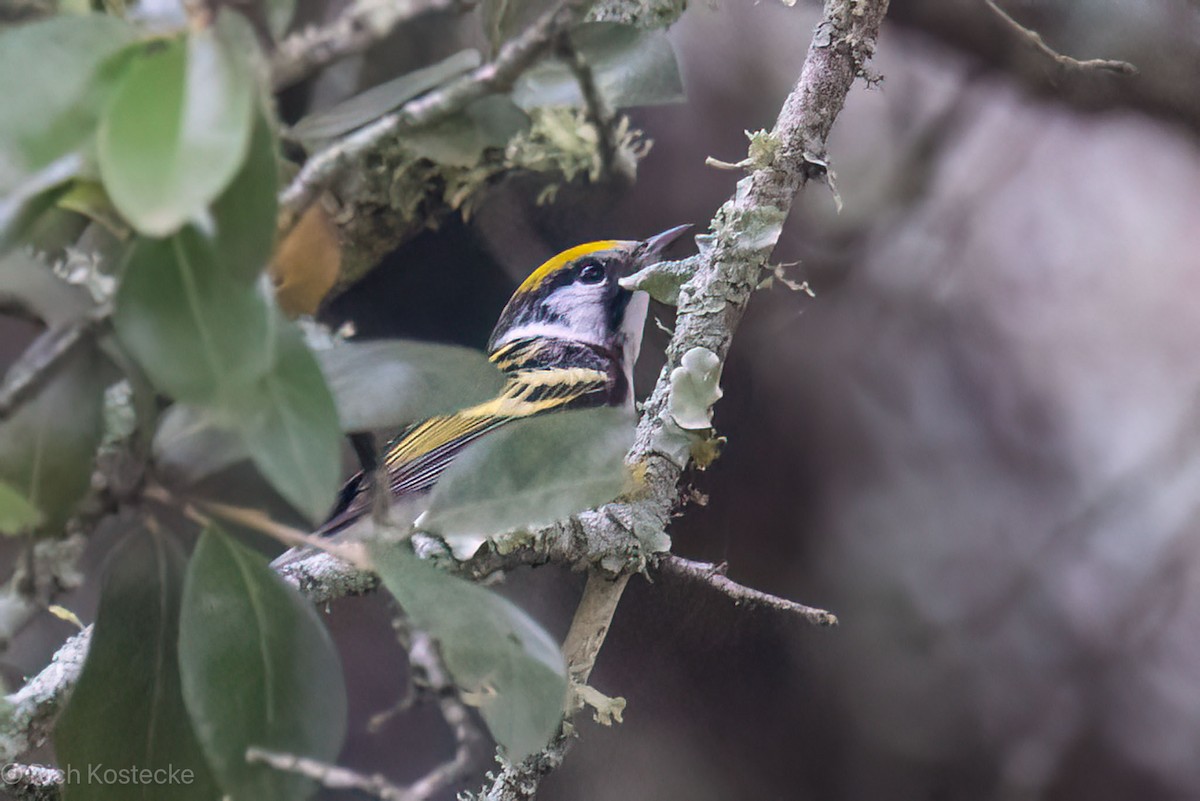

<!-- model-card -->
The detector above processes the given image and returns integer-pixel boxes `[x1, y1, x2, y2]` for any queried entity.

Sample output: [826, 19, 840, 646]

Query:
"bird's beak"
[636, 224, 692, 266]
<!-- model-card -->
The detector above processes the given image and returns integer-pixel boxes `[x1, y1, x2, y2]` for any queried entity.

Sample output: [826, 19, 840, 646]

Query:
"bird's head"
[486, 225, 691, 364]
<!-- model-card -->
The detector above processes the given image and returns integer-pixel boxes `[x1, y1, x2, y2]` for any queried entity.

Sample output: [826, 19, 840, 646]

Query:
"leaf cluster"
[0, 0, 685, 793]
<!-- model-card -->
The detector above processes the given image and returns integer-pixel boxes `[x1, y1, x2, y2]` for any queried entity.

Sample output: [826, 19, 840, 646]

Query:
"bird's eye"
[578, 261, 606, 284]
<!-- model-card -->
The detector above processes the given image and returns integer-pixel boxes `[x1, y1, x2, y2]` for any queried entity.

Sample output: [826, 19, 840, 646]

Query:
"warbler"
[288, 224, 690, 550]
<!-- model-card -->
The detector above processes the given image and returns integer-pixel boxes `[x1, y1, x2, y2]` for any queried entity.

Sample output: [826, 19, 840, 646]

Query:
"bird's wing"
[315, 365, 610, 536]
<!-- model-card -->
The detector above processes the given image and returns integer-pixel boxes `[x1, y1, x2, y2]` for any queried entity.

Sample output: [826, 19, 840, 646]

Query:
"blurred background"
[8, 0, 1200, 799]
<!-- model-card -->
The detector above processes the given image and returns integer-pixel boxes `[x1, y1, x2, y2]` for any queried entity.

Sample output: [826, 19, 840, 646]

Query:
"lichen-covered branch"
[0, 628, 88, 763]
[0, 0, 886, 786]
[277, 0, 600, 231]
[0, 762, 63, 801]
[475, 0, 890, 796]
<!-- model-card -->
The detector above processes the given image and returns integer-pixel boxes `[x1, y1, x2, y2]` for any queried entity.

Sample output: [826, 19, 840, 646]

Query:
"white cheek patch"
[491, 321, 588, 348]
[543, 283, 610, 345]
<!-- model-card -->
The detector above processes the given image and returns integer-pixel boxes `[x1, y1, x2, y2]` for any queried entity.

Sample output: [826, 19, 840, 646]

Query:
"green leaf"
[179, 526, 347, 801]
[316, 339, 506, 432]
[0, 155, 87, 254]
[405, 96, 529, 168]
[149, 321, 340, 522]
[290, 50, 481, 144]
[211, 110, 279, 284]
[56, 180, 130, 240]
[371, 544, 567, 760]
[512, 23, 685, 111]
[55, 528, 221, 801]
[0, 480, 43, 535]
[237, 322, 342, 524]
[0, 337, 110, 532]
[0, 14, 137, 195]
[98, 27, 254, 236]
[113, 229, 272, 403]
[418, 407, 634, 542]
[152, 403, 249, 486]
[0, 249, 94, 327]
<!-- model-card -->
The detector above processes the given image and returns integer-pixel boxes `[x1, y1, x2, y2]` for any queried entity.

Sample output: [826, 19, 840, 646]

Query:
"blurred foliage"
[55, 529, 221, 801]
[178, 527, 347, 800]
[372, 543, 568, 760]
[0, 0, 682, 791]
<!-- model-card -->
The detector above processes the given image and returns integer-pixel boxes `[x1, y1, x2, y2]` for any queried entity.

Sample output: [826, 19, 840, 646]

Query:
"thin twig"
[658, 555, 838, 626]
[246, 631, 481, 801]
[0, 307, 111, 423]
[983, 0, 1137, 75]
[144, 485, 371, 569]
[404, 630, 484, 799]
[555, 34, 619, 180]
[247, 748, 414, 801]
[270, 0, 465, 90]
[277, 0, 598, 232]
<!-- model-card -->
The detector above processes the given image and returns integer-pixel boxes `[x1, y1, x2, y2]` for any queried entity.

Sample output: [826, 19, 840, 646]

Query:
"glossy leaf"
[371, 544, 567, 760]
[316, 339, 506, 432]
[211, 110, 279, 284]
[98, 26, 254, 236]
[179, 526, 347, 801]
[512, 23, 685, 111]
[113, 230, 272, 403]
[55, 528, 220, 801]
[419, 407, 634, 539]
[237, 323, 342, 524]
[0, 338, 109, 532]
[0, 480, 42, 535]
[0, 14, 136, 194]
[290, 50, 481, 143]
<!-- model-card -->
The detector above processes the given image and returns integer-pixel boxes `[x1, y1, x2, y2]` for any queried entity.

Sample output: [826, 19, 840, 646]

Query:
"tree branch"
[658, 555, 838, 626]
[0, 0, 887, 788]
[474, 0, 890, 796]
[0, 307, 110, 423]
[982, 0, 1137, 76]
[270, 0, 466, 91]
[277, 0, 600, 232]
[250, 623, 482, 799]
[245, 631, 480, 801]
[556, 34, 620, 180]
